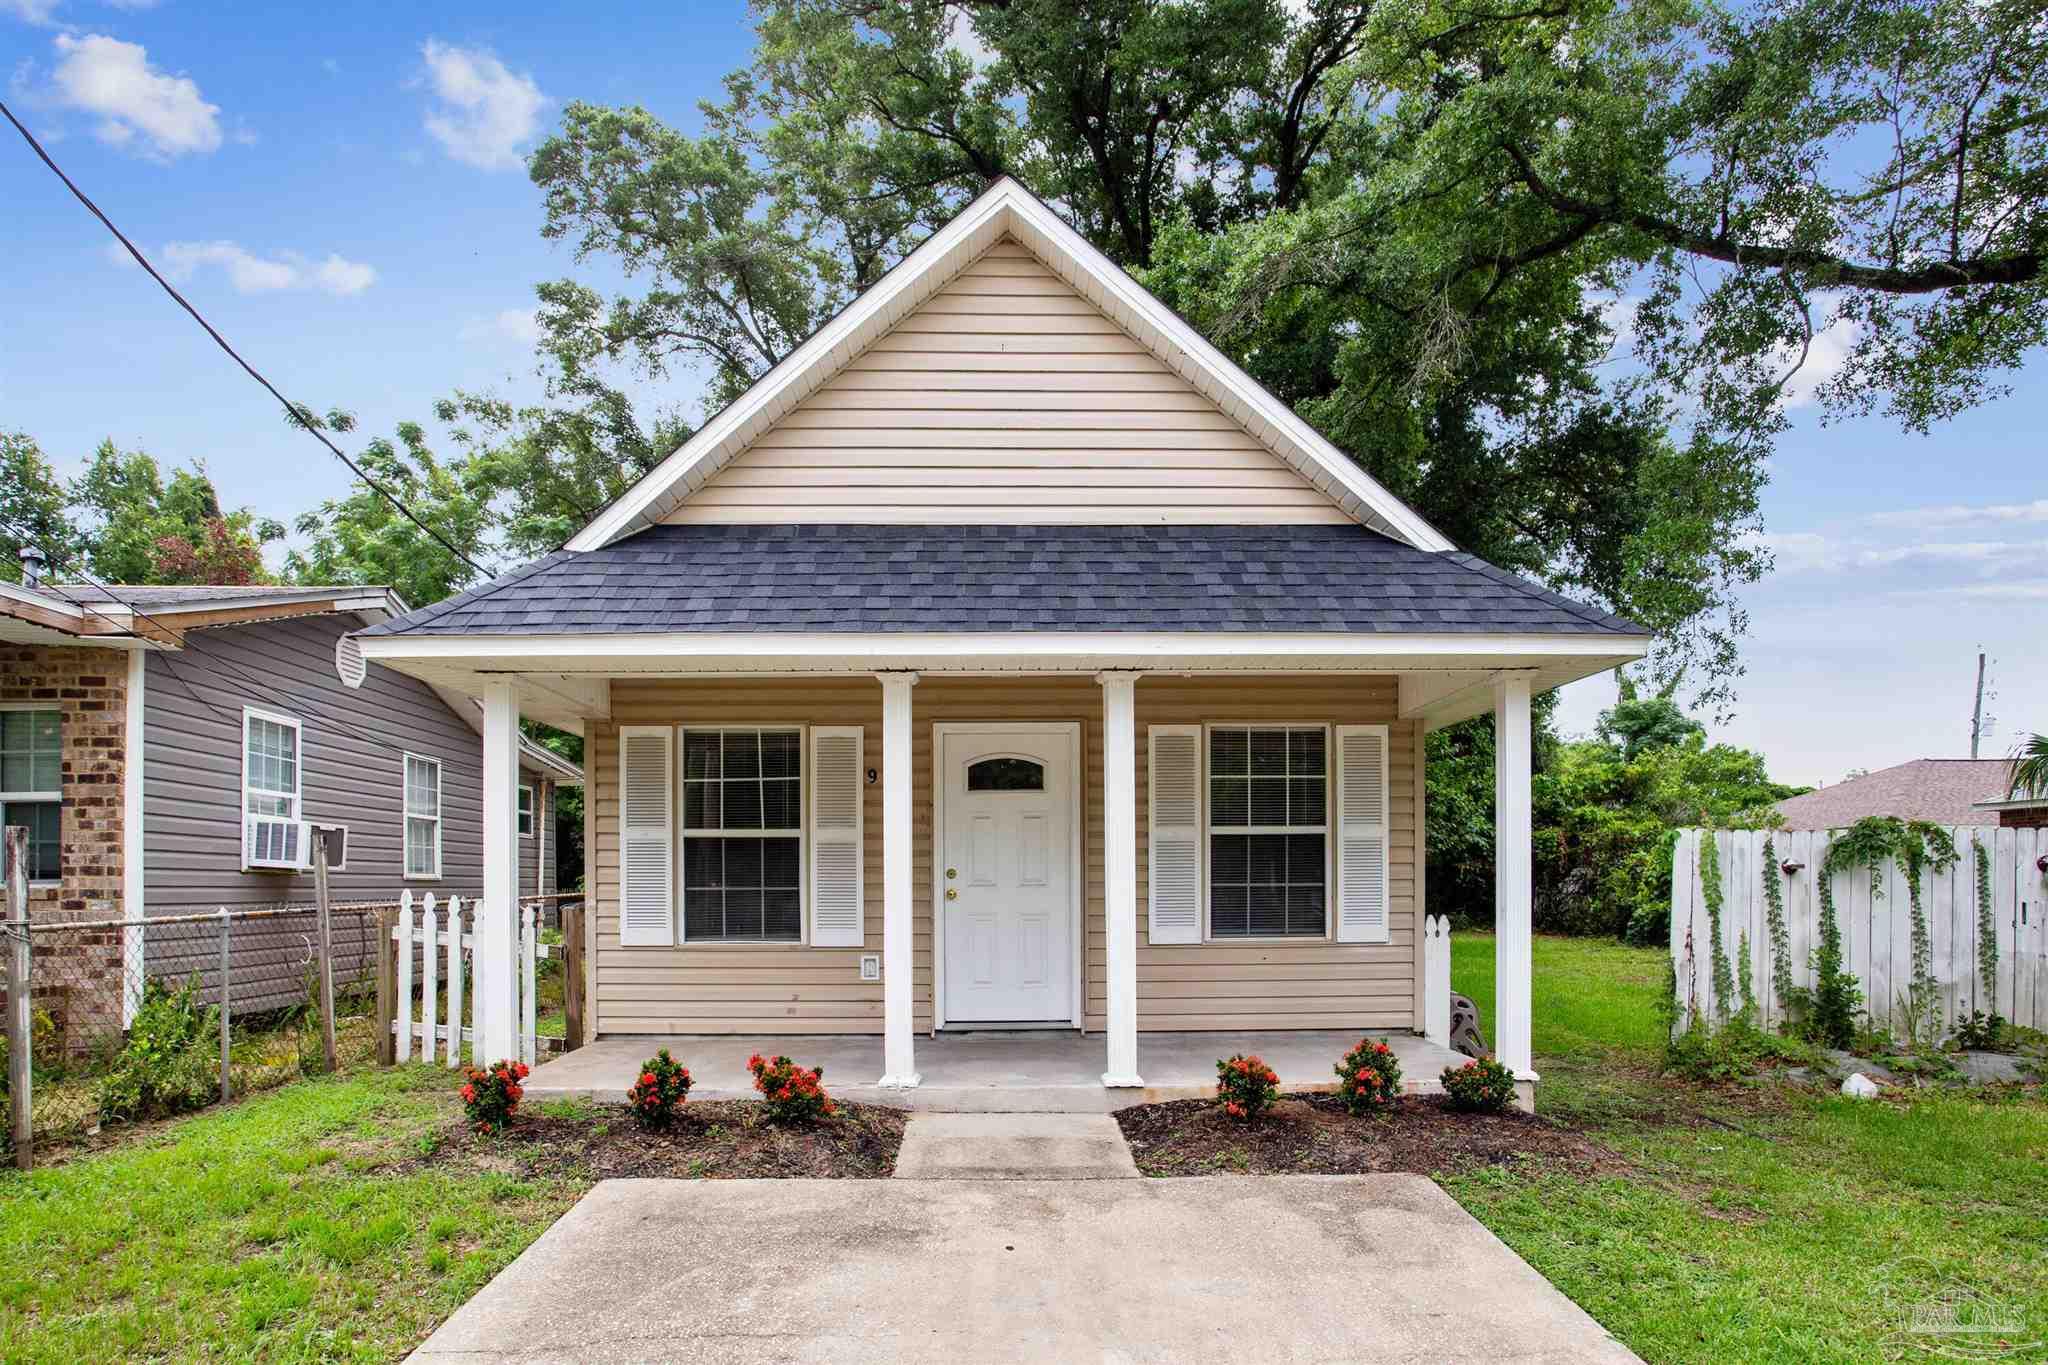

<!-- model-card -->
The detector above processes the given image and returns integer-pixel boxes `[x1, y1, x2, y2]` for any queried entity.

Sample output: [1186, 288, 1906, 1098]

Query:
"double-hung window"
[0, 708, 62, 882]
[517, 783, 535, 838]
[681, 727, 802, 942]
[242, 709, 303, 868]
[1206, 725, 1328, 938]
[404, 753, 442, 879]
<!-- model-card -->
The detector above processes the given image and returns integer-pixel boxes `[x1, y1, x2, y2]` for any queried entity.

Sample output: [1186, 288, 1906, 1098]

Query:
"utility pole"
[1970, 651, 1987, 759]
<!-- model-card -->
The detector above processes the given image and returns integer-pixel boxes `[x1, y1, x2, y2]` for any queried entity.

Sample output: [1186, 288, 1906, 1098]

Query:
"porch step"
[892, 1113, 1139, 1181]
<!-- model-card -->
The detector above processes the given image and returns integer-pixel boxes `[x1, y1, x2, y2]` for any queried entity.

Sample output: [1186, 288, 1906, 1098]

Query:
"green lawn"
[0, 1068, 582, 1363]
[1448, 933, 2048, 1364]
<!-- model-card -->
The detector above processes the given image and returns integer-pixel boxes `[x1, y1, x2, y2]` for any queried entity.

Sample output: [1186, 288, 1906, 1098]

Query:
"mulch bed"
[1114, 1092, 1623, 1178]
[411, 1100, 907, 1180]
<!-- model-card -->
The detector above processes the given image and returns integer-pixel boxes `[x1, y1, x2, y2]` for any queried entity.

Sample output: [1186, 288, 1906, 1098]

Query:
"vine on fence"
[1762, 833, 1793, 1003]
[1820, 817, 1957, 1047]
[1806, 841, 1859, 1048]
[1974, 836, 1998, 1014]
[1699, 832, 1734, 1020]
[1736, 928, 1757, 1024]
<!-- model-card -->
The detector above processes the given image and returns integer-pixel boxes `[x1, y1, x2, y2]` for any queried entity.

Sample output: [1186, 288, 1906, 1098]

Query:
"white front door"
[939, 726, 1076, 1025]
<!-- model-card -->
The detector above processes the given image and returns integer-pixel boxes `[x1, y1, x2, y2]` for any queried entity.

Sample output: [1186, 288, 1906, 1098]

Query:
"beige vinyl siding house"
[359, 177, 1650, 1103]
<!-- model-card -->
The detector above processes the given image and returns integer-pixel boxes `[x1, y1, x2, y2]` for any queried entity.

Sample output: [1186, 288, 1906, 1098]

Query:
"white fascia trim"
[360, 630, 1650, 665]
[1972, 796, 2048, 812]
[563, 177, 1454, 554]
[566, 187, 1014, 552]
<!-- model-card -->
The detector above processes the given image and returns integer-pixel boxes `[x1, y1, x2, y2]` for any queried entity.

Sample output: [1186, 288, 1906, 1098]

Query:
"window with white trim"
[1206, 725, 1328, 938]
[243, 711, 300, 820]
[404, 753, 442, 879]
[681, 727, 802, 942]
[0, 707, 62, 882]
[518, 783, 535, 838]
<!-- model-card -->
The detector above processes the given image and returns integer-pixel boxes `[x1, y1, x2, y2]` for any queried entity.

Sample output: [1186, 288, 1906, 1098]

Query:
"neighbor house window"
[1207, 725, 1328, 938]
[243, 710, 301, 821]
[0, 708, 62, 882]
[404, 753, 442, 879]
[518, 783, 535, 838]
[681, 727, 801, 942]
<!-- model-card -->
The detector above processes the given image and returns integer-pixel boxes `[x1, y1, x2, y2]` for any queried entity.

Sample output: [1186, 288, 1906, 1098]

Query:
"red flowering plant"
[1334, 1037, 1402, 1116]
[625, 1048, 693, 1129]
[1440, 1056, 1517, 1114]
[459, 1058, 530, 1134]
[1215, 1053, 1281, 1121]
[746, 1053, 836, 1124]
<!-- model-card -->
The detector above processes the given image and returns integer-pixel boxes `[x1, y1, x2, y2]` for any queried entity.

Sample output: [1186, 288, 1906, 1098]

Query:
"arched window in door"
[966, 756, 1046, 792]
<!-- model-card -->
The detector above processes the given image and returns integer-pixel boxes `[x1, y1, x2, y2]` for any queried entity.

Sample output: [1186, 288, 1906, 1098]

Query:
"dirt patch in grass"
[409, 1100, 907, 1180]
[1115, 1093, 1624, 1178]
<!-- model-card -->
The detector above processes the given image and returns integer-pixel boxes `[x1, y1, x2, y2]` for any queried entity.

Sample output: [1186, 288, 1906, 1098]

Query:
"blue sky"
[2, 1, 2041, 787]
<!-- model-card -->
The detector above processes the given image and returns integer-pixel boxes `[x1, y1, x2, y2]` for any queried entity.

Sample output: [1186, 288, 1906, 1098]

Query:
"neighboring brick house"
[0, 575, 580, 1043]
[1774, 757, 2046, 830]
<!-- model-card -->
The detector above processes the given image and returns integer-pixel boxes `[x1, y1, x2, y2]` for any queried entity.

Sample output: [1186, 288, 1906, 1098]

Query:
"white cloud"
[50, 33, 222, 159]
[156, 240, 377, 296]
[2, 0, 63, 25]
[1869, 499, 2048, 529]
[1776, 318, 1857, 409]
[459, 307, 544, 346]
[419, 39, 545, 171]
[103, 0, 160, 9]
[943, 12, 995, 69]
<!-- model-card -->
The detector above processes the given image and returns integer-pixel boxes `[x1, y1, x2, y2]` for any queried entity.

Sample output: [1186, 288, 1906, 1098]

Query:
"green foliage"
[70, 441, 283, 586]
[0, 431, 79, 581]
[1333, 1037, 1402, 1116]
[459, 1059, 530, 1134]
[625, 1048, 694, 1130]
[1974, 837, 1999, 1013]
[1796, 860, 1862, 1050]
[1215, 1052, 1282, 1121]
[1439, 1057, 1517, 1114]
[98, 978, 220, 1124]
[1663, 1017, 1813, 1085]
[1761, 835, 1794, 1004]
[1950, 1011, 2009, 1052]
[1700, 833, 1734, 1021]
[1822, 817, 1958, 1046]
[746, 1053, 836, 1123]
[2009, 733, 2048, 801]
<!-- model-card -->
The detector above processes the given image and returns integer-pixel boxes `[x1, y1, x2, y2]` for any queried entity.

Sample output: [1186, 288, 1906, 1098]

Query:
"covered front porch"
[523, 1029, 1472, 1113]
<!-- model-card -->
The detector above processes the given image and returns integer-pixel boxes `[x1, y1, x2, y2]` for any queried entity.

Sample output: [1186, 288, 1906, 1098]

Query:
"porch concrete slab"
[524, 1029, 1469, 1113]
[892, 1113, 1139, 1180]
[408, 1175, 1640, 1364]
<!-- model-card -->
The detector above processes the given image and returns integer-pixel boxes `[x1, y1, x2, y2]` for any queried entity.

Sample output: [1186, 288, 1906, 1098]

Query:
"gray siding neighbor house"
[0, 579, 580, 1026]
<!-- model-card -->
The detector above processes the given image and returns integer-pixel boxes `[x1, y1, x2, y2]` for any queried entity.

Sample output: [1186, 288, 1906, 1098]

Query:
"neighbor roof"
[363, 525, 1646, 639]
[0, 580, 406, 647]
[1774, 759, 2015, 830]
[564, 177, 1454, 554]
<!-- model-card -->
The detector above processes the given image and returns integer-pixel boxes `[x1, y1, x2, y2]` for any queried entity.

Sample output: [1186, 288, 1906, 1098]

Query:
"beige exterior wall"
[663, 238, 1349, 526]
[587, 675, 1419, 1038]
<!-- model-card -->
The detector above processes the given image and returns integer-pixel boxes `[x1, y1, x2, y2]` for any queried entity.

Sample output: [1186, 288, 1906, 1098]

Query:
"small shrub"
[625, 1048, 693, 1129]
[98, 978, 219, 1123]
[746, 1053, 835, 1123]
[1334, 1037, 1402, 1115]
[1664, 1019, 1814, 1084]
[1440, 1057, 1517, 1114]
[460, 1059, 530, 1133]
[1214, 1053, 1280, 1120]
[1951, 1011, 2009, 1052]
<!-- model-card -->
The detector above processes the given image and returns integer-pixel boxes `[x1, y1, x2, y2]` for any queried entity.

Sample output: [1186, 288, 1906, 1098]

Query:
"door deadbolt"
[946, 867, 957, 879]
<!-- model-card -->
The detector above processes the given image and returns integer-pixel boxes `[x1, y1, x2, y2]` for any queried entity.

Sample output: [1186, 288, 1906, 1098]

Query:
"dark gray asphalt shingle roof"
[361, 525, 1647, 638]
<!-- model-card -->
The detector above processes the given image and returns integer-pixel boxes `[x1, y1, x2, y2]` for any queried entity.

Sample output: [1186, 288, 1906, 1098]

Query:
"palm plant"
[2009, 733, 2048, 799]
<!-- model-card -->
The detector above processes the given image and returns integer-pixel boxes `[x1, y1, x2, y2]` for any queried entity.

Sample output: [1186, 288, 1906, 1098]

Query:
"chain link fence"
[5, 902, 391, 1151]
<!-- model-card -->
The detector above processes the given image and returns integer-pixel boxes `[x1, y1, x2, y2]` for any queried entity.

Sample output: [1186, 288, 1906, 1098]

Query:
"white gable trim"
[565, 178, 1454, 553]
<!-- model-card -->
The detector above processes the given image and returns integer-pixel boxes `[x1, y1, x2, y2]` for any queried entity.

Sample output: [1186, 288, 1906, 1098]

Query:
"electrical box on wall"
[859, 954, 880, 982]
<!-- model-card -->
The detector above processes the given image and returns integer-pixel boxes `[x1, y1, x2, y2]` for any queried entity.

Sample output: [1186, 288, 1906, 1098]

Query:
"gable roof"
[365, 524, 1643, 638]
[1774, 759, 2014, 830]
[565, 178, 1454, 554]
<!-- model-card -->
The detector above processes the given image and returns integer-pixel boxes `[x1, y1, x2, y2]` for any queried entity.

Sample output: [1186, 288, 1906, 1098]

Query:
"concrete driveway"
[409, 1175, 1638, 1364]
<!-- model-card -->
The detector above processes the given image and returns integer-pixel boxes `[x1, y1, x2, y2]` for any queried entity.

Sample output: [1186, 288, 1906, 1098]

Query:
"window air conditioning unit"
[245, 815, 307, 871]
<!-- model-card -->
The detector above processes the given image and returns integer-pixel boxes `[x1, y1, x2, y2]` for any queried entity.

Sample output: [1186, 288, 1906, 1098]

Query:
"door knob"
[945, 888, 958, 901]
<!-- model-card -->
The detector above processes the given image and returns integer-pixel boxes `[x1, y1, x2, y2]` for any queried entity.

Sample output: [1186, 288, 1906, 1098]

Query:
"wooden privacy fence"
[377, 892, 584, 1069]
[1670, 826, 2048, 1033]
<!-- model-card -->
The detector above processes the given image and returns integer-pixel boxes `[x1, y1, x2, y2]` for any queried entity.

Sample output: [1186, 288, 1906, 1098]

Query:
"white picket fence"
[1422, 913, 1453, 1047]
[391, 891, 552, 1067]
[1670, 826, 2048, 1033]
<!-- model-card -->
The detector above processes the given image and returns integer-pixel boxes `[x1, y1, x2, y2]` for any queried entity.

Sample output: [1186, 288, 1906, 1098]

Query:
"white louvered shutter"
[809, 726, 864, 948]
[618, 726, 674, 947]
[1147, 724, 1203, 944]
[1335, 725, 1390, 943]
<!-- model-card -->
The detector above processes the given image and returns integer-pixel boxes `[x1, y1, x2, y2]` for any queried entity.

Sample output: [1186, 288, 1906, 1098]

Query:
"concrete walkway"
[893, 1113, 1139, 1180]
[409, 1176, 1641, 1364]
[524, 1029, 1468, 1112]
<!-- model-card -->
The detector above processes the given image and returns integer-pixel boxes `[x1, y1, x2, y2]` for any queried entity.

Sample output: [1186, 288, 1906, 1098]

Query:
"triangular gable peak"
[566, 179, 1452, 551]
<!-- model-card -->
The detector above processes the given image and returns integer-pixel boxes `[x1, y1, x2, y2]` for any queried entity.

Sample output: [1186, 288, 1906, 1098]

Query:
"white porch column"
[477, 681, 521, 1062]
[877, 671, 921, 1088]
[1493, 675, 1535, 1085]
[1097, 670, 1143, 1087]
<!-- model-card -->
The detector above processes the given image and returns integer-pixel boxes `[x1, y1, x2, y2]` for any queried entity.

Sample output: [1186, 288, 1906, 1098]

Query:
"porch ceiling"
[356, 631, 1644, 731]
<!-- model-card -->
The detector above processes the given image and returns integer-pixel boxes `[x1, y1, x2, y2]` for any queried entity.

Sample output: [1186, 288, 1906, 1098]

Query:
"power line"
[0, 97, 491, 582]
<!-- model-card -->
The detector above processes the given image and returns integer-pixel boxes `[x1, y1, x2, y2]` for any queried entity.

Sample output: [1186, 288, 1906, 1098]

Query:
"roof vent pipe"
[18, 546, 46, 588]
